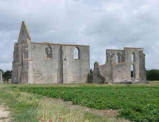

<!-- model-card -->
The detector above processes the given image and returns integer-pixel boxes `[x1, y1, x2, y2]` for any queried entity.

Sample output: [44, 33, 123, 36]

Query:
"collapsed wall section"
[93, 47, 146, 84]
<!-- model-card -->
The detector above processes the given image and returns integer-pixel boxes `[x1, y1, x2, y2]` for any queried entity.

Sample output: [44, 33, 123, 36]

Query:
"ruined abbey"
[11, 22, 146, 84]
[12, 22, 90, 84]
[93, 48, 146, 84]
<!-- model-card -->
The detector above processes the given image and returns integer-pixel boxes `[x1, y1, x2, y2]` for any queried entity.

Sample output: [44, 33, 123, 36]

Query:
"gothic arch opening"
[131, 64, 135, 79]
[114, 55, 119, 64]
[131, 53, 135, 62]
[45, 45, 52, 58]
[73, 47, 80, 60]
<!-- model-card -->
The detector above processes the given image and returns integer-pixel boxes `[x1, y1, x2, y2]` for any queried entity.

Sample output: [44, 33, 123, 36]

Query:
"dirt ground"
[0, 104, 10, 122]
[37, 97, 130, 122]
[55, 98, 119, 117]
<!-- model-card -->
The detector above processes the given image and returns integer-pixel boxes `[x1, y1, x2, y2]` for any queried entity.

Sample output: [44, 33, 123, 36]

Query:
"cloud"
[0, 0, 159, 71]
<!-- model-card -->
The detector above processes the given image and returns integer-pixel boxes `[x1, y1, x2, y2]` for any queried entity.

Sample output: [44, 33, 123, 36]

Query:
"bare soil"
[0, 104, 10, 122]
[50, 98, 129, 121]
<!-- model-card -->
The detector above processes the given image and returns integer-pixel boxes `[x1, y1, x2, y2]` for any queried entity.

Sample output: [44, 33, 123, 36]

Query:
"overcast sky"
[0, 0, 159, 71]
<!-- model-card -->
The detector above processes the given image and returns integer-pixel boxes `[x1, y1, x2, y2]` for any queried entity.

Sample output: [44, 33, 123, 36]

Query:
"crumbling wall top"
[31, 42, 89, 47]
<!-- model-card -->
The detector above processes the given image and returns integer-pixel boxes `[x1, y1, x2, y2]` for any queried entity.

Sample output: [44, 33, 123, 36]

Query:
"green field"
[0, 82, 159, 122]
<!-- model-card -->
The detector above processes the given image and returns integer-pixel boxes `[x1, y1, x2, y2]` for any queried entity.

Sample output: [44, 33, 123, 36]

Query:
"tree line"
[146, 70, 159, 81]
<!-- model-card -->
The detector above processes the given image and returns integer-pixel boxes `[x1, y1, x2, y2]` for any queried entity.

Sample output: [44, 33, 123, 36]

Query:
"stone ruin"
[11, 21, 147, 84]
[0, 71, 3, 84]
[12, 21, 90, 84]
[93, 48, 147, 84]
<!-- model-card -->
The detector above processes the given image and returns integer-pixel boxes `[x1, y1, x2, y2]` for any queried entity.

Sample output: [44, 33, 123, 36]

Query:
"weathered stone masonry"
[12, 22, 90, 84]
[93, 48, 146, 84]
[0, 71, 3, 82]
[12, 21, 146, 84]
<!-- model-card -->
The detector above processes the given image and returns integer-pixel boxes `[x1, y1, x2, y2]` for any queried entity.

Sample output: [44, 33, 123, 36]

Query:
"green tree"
[3, 70, 12, 82]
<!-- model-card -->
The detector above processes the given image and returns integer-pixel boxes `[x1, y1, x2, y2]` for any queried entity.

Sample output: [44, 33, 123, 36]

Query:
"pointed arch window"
[45, 45, 53, 58]
[114, 55, 119, 64]
[131, 64, 135, 79]
[112, 54, 119, 64]
[73, 47, 80, 60]
[131, 53, 135, 62]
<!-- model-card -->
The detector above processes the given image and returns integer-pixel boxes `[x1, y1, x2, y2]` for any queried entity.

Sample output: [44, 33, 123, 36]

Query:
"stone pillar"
[0, 71, 3, 81]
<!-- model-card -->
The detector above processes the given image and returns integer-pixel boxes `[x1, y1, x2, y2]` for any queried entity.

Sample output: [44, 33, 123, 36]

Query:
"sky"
[0, 0, 159, 71]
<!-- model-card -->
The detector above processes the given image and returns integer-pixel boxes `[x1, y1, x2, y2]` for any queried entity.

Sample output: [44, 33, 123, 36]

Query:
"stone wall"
[12, 22, 90, 84]
[12, 42, 29, 84]
[62, 45, 90, 84]
[29, 43, 90, 84]
[112, 63, 130, 83]
[0, 71, 3, 82]
[93, 62, 105, 83]
[93, 47, 146, 84]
